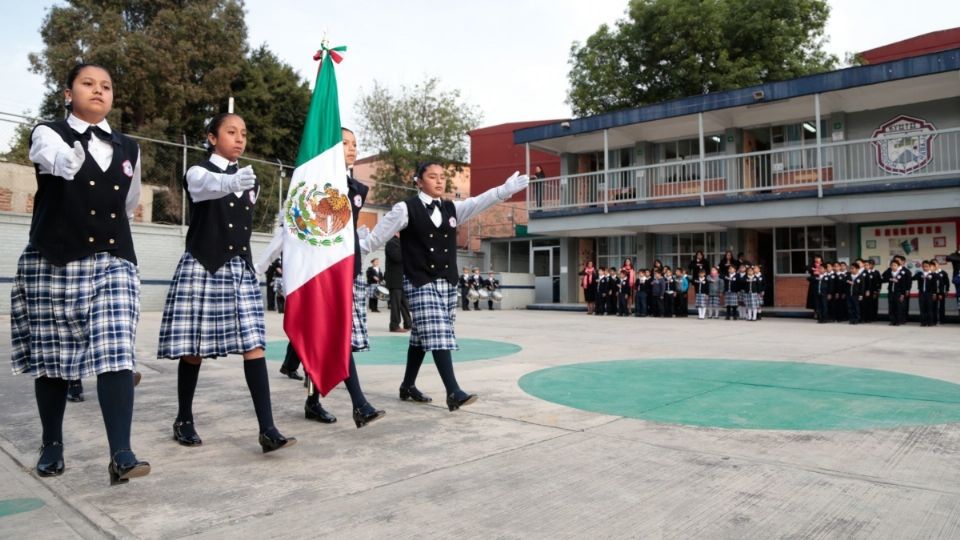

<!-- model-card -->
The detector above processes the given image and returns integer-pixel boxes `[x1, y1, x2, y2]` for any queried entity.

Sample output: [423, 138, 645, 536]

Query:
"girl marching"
[158, 113, 295, 453]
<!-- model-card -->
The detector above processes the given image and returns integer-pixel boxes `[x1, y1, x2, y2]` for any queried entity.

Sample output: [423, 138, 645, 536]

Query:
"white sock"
[698, 307, 705, 319]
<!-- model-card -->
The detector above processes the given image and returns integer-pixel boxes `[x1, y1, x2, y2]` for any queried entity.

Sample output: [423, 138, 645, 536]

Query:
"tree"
[355, 79, 481, 206]
[567, 0, 838, 116]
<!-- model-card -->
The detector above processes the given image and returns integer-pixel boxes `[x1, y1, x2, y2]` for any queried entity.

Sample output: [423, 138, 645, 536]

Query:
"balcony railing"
[527, 127, 960, 213]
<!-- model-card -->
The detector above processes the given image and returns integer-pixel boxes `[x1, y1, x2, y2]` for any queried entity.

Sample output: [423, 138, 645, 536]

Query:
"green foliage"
[355, 79, 481, 207]
[0, 121, 33, 165]
[568, 0, 839, 116]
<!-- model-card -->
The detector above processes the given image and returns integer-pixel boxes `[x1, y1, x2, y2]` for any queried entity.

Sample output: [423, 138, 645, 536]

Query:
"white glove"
[222, 165, 256, 193]
[500, 171, 530, 198]
[55, 141, 86, 180]
[356, 225, 370, 241]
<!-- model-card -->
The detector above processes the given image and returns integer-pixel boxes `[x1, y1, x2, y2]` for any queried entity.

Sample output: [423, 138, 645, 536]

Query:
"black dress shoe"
[66, 381, 83, 402]
[173, 420, 202, 446]
[304, 401, 337, 423]
[259, 428, 297, 454]
[279, 366, 304, 380]
[446, 391, 478, 411]
[36, 442, 64, 477]
[353, 403, 386, 428]
[108, 450, 150, 485]
[399, 385, 432, 403]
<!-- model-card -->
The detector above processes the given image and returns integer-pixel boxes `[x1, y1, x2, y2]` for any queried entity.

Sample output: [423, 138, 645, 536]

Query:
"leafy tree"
[568, 0, 838, 116]
[355, 79, 481, 206]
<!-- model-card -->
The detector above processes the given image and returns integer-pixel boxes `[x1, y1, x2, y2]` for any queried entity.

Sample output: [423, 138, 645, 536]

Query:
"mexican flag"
[282, 44, 353, 396]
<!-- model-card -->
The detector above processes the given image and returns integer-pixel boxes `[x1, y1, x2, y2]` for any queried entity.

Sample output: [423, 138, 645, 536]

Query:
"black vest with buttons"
[400, 197, 458, 287]
[184, 159, 259, 273]
[347, 176, 367, 277]
[28, 120, 138, 266]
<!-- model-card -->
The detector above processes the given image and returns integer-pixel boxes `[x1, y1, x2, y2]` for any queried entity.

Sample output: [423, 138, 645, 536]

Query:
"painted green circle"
[0, 498, 45, 517]
[518, 359, 960, 430]
[266, 336, 521, 365]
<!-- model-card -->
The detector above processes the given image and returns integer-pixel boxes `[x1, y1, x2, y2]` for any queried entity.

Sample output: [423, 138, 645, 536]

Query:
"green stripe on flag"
[295, 52, 342, 167]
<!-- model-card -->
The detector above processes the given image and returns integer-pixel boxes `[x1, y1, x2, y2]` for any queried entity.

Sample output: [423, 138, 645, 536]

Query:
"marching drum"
[467, 288, 480, 302]
[492, 291, 503, 303]
[478, 289, 490, 301]
[375, 285, 390, 302]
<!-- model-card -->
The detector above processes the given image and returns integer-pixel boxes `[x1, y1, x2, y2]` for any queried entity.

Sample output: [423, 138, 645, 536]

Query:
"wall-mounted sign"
[871, 115, 936, 175]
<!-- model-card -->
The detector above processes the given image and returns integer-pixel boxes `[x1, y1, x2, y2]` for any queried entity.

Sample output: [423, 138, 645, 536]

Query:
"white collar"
[67, 113, 111, 135]
[418, 191, 441, 206]
[209, 153, 238, 171]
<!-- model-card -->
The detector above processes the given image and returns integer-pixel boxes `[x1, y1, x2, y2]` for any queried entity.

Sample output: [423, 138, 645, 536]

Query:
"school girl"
[692, 269, 709, 319]
[157, 113, 295, 453]
[11, 64, 149, 484]
[360, 163, 528, 411]
[742, 266, 761, 321]
[707, 267, 722, 319]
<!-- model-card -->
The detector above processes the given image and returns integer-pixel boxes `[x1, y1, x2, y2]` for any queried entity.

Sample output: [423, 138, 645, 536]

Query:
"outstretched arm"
[453, 171, 528, 223]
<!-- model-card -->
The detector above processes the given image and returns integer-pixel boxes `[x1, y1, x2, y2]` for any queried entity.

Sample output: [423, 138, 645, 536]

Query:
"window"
[654, 232, 726, 271]
[598, 235, 638, 270]
[774, 225, 837, 274]
[657, 136, 725, 162]
[770, 120, 830, 171]
[489, 239, 533, 273]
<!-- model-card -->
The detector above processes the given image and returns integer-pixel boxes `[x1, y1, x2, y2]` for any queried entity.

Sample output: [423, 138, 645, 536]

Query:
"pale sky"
[1, 0, 958, 154]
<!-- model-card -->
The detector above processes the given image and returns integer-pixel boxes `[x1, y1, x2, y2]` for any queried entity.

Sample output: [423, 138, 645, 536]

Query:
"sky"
[1, 0, 958, 154]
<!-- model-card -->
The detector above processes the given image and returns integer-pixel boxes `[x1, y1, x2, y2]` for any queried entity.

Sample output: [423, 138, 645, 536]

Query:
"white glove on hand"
[222, 165, 257, 193]
[55, 141, 86, 180]
[500, 171, 530, 198]
[356, 225, 370, 241]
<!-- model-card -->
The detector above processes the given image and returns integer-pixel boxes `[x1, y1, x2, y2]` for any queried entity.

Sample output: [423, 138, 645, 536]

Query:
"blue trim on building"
[530, 177, 960, 219]
[514, 48, 960, 145]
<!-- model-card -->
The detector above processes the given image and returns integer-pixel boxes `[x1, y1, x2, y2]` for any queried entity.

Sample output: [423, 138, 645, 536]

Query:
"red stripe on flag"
[283, 256, 354, 396]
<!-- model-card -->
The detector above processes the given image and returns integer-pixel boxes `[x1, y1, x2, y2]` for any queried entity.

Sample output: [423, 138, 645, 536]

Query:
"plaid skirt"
[745, 292, 761, 310]
[695, 293, 708, 308]
[11, 246, 139, 379]
[351, 275, 369, 351]
[708, 294, 721, 308]
[157, 253, 265, 359]
[404, 277, 458, 351]
[724, 292, 739, 307]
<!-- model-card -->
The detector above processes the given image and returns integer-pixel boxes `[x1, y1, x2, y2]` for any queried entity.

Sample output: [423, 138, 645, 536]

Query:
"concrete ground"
[0, 308, 958, 539]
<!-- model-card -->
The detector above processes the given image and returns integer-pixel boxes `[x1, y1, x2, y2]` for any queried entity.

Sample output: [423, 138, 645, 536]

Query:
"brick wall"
[0, 188, 12, 211]
[774, 276, 811, 308]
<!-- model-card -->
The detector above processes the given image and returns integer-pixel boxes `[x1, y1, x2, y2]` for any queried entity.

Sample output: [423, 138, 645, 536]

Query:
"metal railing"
[527, 127, 960, 213]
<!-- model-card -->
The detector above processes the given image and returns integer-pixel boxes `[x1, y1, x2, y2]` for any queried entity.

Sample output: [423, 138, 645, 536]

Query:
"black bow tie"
[425, 200, 440, 212]
[225, 163, 239, 174]
[80, 125, 111, 142]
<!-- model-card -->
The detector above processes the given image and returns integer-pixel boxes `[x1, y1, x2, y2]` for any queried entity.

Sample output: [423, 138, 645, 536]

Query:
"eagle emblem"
[285, 181, 350, 247]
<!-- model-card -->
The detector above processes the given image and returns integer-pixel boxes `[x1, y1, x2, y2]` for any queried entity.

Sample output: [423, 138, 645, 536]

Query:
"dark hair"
[341, 126, 354, 135]
[414, 161, 443, 181]
[205, 113, 242, 153]
[64, 63, 111, 111]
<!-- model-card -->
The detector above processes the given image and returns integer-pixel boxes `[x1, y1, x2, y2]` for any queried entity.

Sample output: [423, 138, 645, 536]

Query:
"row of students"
[458, 267, 500, 311]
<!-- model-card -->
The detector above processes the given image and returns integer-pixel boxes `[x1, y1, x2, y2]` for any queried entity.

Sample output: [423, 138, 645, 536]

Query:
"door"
[756, 229, 775, 306]
[533, 246, 561, 303]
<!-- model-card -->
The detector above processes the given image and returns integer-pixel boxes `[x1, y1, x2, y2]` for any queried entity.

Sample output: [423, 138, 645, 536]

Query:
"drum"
[478, 289, 490, 301]
[375, 285, 390, 302]
[467, 288, 480, 302]
[492, 291, 503, 303]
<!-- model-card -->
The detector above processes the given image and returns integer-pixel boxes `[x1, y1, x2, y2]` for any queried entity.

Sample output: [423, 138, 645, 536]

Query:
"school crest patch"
[449, 216, 457, 228]
[353, 194, 362, 208]
[121, 160, 134, 178]
[871, 115, 936, 175]
[285, 181, 349, 248]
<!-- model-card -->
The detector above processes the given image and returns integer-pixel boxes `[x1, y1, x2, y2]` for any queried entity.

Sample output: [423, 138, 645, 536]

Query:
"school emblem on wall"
[285, 181, 349, 247]
[871, 115, 936, 175]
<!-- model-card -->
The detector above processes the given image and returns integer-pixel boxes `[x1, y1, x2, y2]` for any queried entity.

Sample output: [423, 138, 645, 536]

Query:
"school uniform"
[742, 276, 761, 320]
[675, 275, 689, 317]
[846, 271, 864, 324]
[650, 277, 665, 317]
[13, 114, 147, 480]
[468, 273, 483, 311]
[886, 267, 910, 326]
[595, 275, 607, 315]
[916, 271, 941, 327]
[617, 277, 631, 316]
[815, 271, 831, 323]
[707, 275, 722, 318]
[936, 268, 950, 324]
[485, 276, 500, 311]
[663, 276, 676, 317]
[634, 276, 648, 317]
[723, 272, 739, 319]
[606, 275, 619, 315]
[755, 272, 766, 319]
[458, 272, 472, 310]
[692, 277, 708, 319]
[366, 265, 383, 312]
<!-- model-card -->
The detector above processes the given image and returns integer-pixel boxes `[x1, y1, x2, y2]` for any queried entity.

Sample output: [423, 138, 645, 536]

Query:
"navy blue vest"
[347, 176, 367, 277]
[184, 159, 259, 273]
[400, 197, 458, 287]
[28, 120, 138, 266]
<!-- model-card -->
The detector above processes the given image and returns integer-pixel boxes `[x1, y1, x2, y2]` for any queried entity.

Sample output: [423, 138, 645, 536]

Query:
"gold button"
[444, 234, 449, 238]
[444, 249, 449, 253]
[88, 237, 95, 243]
[108, 238, 115, 245]
[245, 206, 250, 211]
[429, 248, 435, 252]
[110, 213, 117, 219]
[228, 245, 234, 250]
[114, 185, 120, 191]
[242, 246, 247, 251]
[444, 264, 449, 269]
[90, 209, 96, 216]
[89, 181, 95, 186]
[228, 223, 233, 228]
[430, 264, 435, 268]
[229, 202, 235, 207]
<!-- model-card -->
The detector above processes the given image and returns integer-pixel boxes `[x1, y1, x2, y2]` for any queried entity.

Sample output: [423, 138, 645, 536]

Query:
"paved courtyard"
[0, 308, 958, 539]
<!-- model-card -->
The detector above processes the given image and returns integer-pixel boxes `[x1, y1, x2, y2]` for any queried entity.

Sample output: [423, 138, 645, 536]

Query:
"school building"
[478, 36, 960, 307]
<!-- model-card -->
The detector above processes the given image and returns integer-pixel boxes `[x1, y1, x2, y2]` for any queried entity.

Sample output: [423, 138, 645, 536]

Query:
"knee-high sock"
[343, 354, 367, 409]
[402, 346, 426, 388]
[97, 370, 135, 456]
[432, 350, 461, 395]
[35, 377, 68, 445]
[177, 359, 201, 423]
[243, 358, 274, 433]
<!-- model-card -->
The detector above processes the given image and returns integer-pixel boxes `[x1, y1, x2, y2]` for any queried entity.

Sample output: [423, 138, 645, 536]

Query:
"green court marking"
[265, 337, 521, 365]
[518, 359, 960, 430]
[0, 498, 45, 518]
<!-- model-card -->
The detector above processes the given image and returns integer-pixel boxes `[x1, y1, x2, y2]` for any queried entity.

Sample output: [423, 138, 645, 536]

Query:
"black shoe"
[108, 450, 150, 485]
[304, 401, 337, 423]
[259, 428, 296, 454]
[66, 381, 83, 402]
[446, 391, 478, 412]
[353, 403, 386, 428]
[399, 385, 432, 403]
[173, 420, 202, 446]
[133, 371, 142, 387]
[279, 366, 304, 380]
[36, 442, 64, 477]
